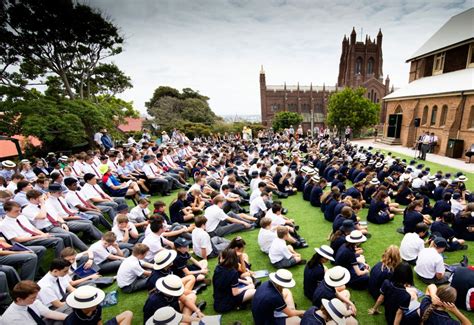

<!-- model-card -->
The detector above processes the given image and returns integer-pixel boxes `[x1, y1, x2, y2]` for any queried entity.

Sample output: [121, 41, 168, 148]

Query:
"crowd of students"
[0, 130, 473, 324]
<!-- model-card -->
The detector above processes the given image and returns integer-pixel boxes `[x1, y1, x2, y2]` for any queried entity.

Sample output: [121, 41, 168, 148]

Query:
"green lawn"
[102, 156, 474, 325]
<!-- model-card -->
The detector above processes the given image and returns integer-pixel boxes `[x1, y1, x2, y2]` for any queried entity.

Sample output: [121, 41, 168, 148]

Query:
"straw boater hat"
[321, 298, 350, 325]
[315, 245, 335, 262]
[456, 175, 468, 182]
[306, 168, 317, 176]
[153, 249, 177, 270]
[156, 275, 184, 296]
[311, 175, 320, 183]
[58, 155, 68, 162]
[346, 230, 367, 243]
[269, 269, 296, 288]
[1, 160, 16, 168]
[66, 285, 105, 309]
[324, 266, 350, 287]
[145, 307, 182, 325]
[20, 159, 30, 164]
[369, 178, 380, 185]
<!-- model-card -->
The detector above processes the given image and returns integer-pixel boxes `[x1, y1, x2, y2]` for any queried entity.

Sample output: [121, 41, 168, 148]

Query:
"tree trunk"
[59, 70, 75, 99]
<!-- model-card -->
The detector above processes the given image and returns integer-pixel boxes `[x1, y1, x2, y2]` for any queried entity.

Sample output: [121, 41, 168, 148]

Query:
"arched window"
[430, 105, 438, 126]
[355, 57, 363, 74]
[440, 105, 448, 126]
[421, 106, 429, 125]
[367, 58, 374, 75]
[370, 89, 374, 101]
[374, 93, 378, 103]
[395, 106, 402, 114]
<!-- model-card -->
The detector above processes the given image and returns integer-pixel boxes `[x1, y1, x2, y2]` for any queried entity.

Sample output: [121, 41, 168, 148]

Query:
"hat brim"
[145, 312, 182, 325]
[153, 250, 177, 270]
[66, 288, 105, 309]
[1, 161, 16, 168]
[322, 299, 346, 325]
[324, 268, 351, 287]
[316, 248, 335, 262]
[156, 277, 184, 296]
[345, 234, 367, 243]
[269, 272, 295, 288]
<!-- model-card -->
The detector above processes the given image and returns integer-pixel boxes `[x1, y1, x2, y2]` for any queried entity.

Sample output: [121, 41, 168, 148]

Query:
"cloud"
[86, 0, 472, 117]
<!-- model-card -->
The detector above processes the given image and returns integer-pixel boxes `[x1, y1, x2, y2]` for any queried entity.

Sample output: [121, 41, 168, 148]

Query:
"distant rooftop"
[407, 7, 474, 61]
[266, 85, 337, 92]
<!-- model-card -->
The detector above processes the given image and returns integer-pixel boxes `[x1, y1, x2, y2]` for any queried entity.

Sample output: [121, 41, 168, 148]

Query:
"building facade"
[260, 28, 391, 130]
[383, 8, 474, 157]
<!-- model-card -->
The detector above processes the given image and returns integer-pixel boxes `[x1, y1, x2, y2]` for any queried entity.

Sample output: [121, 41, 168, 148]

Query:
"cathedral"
[260, 28, 391, 130]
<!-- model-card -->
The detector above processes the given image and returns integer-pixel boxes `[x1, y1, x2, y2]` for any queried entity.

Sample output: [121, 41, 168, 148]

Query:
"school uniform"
[37, 272, 70, 311]
[415, 247, 448, 284]
[269, 238, 296, 268]
[395, 186, 413, 206]
[420, 296, 460, 325]
[303, 262, 325, 300]
[312, 280, 336, 308]
[309, 185, 323, 207]
[450, 267, 474, 311]
[171, 251, 199, 278]
[432, 200, 451, 219]
[87, 241, 125, 274]
[143, 291, 180, 324]
[117, 255, 147, 293]
[129, 205, 149, 224]
[368, 262, 393, 299]
[142, 232, 164, 262]
[258, 228, 277, 254]
[335, 244, 369, 290]
[400, 232, 424, 263]
[0, 299, 53, 323]
[453, 213, 474, 241]
[345, 187, 362, 200]
[301, 306, 326, 325]
[330, 236, 346, 255]
[169, 199, 186, 223]
[146, 268, 170, 291]
[303, 182, 314, 201]
[64, 305, 117, 325]
[251, 281, 288, 325]
[367, 199, 391, 224]
[212, 264, 245, 313]
[324, 198, 339, 222]
[380, 279, 413, 325]
[403, 210, 424, 233]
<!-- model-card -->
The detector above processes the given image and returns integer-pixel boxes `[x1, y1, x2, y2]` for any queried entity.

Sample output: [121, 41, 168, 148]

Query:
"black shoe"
[254, 279, 262, 288]
[460, 255, 468, 267]
[196, 301, 207, 311]
[365, 233, 372, 239]
[460, 244, 468, 251]
[396, 227, 405, 234]
[193, 282, 207, 294]
[294, 225, 300, 231]
[282, 208, 288, 214]
[298, 259, 307, 265]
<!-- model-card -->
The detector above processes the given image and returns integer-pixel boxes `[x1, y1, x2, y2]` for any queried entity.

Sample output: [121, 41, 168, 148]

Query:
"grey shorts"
[272, 256, 297, 269]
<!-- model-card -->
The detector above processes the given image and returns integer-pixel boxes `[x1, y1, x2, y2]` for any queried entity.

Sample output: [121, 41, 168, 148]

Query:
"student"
[330, 219, 354, 255]
[420, 284, 472, 325]
[204, 195, 252, 237]
[128, 198, 151, 227]
[400, 222, 428, 265]
[172, 237, 210, 287]
[335, 230, 369, 290]
[367, 191, 394, 224]
[142, 218, 174, 262]
[117, 243, 152, 293]
[212, 248, 255, 313]
[37, 258, 75, 314]
[144, 307, 183, 325]
[368, 245, 401, 300]
[60, 247, 104, 288]
[303, 245, 335, 300]
[112, 214, 142, 250]
[191, 215, 229, 260]
[431, 212, 468, 251]
[450, 267, 474, 311]
[403, 200, 432, 234]
[0, 200, 65, 257]
[369, 262, 420, 325]
[65, 285, 133, 325]
[257, 216, 277, 254]
[268, 226, 305, 268]
[146, 249, 177, 291]
[252, 269, 306, 325]
[415, 237, 453, 284]
[143, 274, 204, 324]
[249, 191, 269, 218]
[80, 173, 120, 220]
[0, 280, 67, 323]
[84, 231, 129, 274]
[309, 178, 327, 208]
[169, 191, 194, 223]
[301, 298, 356, 325]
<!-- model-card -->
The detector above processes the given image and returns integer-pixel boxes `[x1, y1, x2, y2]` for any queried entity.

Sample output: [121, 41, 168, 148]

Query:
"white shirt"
[142, 163, 159, 178]
[129, 205, 149, 223]
[0, 300, 51, 323]
[44, 197, 68, 219]
[80, 183, 107, 200]
[266, 210, 286, 227]
[65, 190, 87, 208]
[400, 232, 424, 261]
[37, 272, 69, 307]
[192, 227, 213, 258]
[142, 232, 163, 262]
[117, 255, 145, 288]
[22, 203, 52, 230]
[450, 199, 464, 215]
[204, 205, 228, 233]
[414, 247, 445, 279]
[83, 163, 102, 177]
[6, 182, 17, 194]
[249, 187, 262, 203]
[250, 196, 267, 216]
[258, 228, 277, 254]
[0, 215, 35, 240]
[269, 238, 292, 264]
[88, 240, 117, 264]
[112, 222, 138, 242]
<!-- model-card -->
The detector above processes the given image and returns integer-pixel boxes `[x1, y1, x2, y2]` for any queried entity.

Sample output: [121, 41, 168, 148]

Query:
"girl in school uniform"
[303, 245, 335, 300]
[368, 245, 401, 300]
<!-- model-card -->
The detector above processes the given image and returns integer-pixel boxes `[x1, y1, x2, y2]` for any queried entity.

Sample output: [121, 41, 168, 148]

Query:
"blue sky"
[88, 0, 472, 116]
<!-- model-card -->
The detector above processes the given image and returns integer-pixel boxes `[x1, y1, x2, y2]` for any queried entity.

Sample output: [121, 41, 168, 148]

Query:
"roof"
[266, 85, 337, 92]
[384, 68, 474, 100]
[0, 135, 41, 158]
[117, 117, 144, 133]
[407, 8, 474, 61]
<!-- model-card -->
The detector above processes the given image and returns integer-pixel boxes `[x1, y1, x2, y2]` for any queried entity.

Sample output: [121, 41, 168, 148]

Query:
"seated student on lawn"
[415, 237, 456, 284]
[191, 215, 230, 260]
[37, 258, 74, 314]
[367, 190, 394, 224]
[431, 212, 468, 251]
[1, 280, 67, 323]
[301, 297, 357, 325]
[143, 274, 204, 324]
[420, 284, 472, 325]
[258, 216, 277, 254]
[449, 266, 474, 311]
[212, 248, 256, 313]
[60, 247, 105, 288]
[312, 266, 356, 315]
[112, 214, 142, 250]
[400, 222, 429, 265]
[303, 245, 335, 300]
[368, 245, 401, 300]
[369, 262, 421, 325]
[142, 218, 174, 262]
[330, 219, 356, 255]
[0, 200, 65, 257]
[402, 200, 432, 234]
[84, 231, 129, 274]
[65, 285, 133, 325]
[249, 190, 269, 219]
[172, 237, 210, 290]
[128, 198, 150, 229]
[204, 195, 253, 237]
[169, 191, 194, 223]
[266, 203, 307, 248]
[252, 269, 305, 325]
[310, 177, 327, 208]
[453, 202, 474, 241]
[335, 230, 369, 290]
[228, 236, 256, 280]
[269, 226, 305, 268]
[117, 243, 152, 293]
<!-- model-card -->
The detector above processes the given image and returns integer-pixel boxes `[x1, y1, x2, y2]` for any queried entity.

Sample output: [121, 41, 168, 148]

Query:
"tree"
[326, 87, 380, 133]
[272, 111, 303, 131]
[0, 0, 128, 99]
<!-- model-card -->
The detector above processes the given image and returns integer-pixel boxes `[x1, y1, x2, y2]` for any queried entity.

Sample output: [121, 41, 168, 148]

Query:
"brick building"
[383, 8, 474, 157]
[260, 28, 391, 130]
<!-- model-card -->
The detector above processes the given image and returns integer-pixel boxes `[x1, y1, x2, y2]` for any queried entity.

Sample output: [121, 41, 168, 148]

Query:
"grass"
[100, 155, 474, 325]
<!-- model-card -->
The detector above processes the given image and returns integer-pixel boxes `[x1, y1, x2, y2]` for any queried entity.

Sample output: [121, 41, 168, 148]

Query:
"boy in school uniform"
[400, 222, 429, 265]
[191, 215, 229, 260]
[268, 226, 305, 268]
[257, 217, 277, 254]
[117, 243, 152, 293]
[83, 231, 129, 274]
[172, 237, 210, 290]
[128, 198, 150, 229]
[112, 214, 142, 250]
[142, 218, 174, 262]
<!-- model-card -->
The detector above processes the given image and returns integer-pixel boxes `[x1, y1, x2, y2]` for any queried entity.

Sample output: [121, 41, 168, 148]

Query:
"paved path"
[351, 139, 474, 174]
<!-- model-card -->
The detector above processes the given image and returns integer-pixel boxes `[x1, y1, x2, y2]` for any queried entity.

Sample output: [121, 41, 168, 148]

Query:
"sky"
[87, 0, 472, 117]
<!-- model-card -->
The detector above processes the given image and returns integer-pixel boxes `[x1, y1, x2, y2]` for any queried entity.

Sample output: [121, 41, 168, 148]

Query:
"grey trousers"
[97, 203, 118, 220]
[47, 226, 89, 252]
[67, 220, 103, 240]
[23, 236, 65, 257]
[120, 276, 148, 293]
[0, 271, 12, 305]
[0, 249, 44, 280]
[208, 220, 246, 237]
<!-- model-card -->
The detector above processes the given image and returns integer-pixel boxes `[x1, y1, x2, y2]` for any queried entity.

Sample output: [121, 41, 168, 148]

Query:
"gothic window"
[440, 105, 448, 126]
[374, 93, 378, 103]
[355, 57, 363, 74]
[370, 89, 374, 102]
[367, 58, 374, 75]
[430, 106, 438, 126]
[432, 52, 445, 75]
[422, 106, 429, 125]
